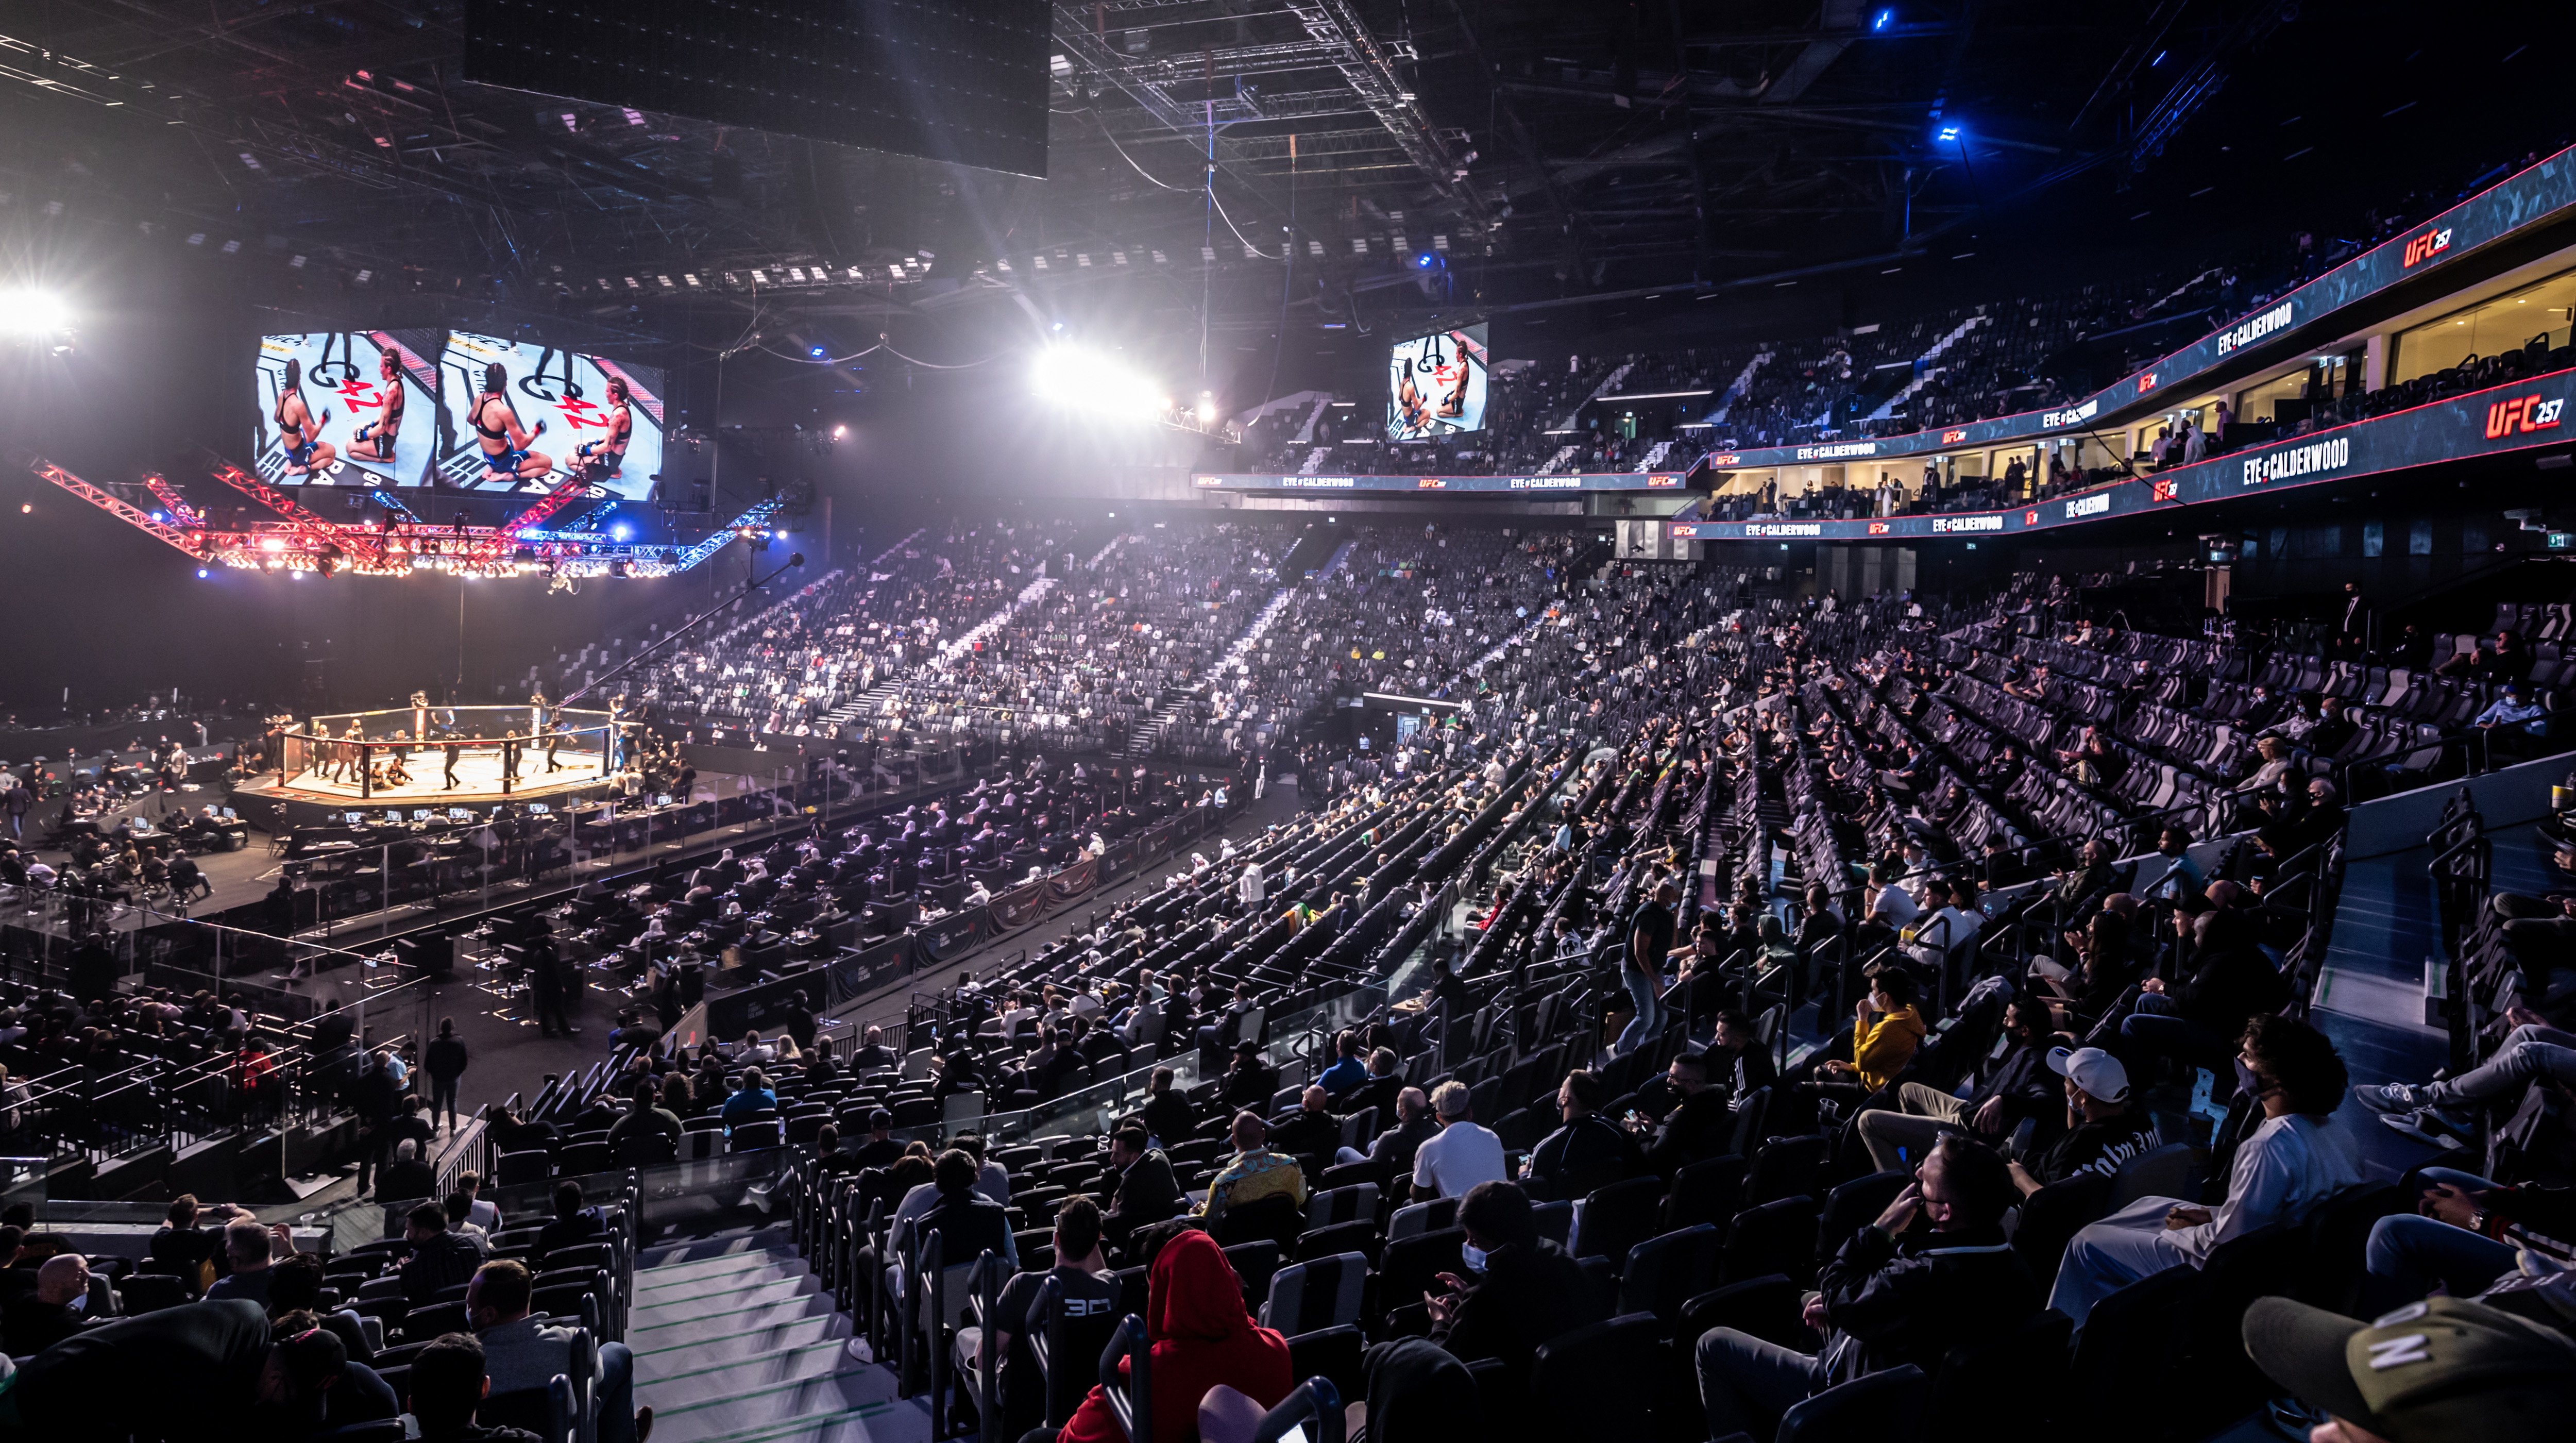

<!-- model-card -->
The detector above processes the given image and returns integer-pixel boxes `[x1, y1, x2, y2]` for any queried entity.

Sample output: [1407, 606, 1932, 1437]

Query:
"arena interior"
[3, 2, 2574, 1440]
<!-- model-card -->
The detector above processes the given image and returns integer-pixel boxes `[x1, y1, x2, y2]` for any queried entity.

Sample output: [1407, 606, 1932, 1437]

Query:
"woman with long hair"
[469, 360, 553, 485]
[274, 357, 338, 478]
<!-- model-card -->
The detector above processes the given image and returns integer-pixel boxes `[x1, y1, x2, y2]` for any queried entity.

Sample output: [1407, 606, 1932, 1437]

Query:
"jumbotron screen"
[253, 330, 444, 485]
[434, 331, 667, 498]
[1385, 324, 1489, 441]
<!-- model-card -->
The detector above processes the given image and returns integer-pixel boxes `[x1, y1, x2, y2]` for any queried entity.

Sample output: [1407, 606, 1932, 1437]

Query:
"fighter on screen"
[470, 362, 554, 486]
[565, 374, 634, 485]
[344, 348, 406, 465]
[273, 359, 341, 478]
[1386, 327, 1487, 441]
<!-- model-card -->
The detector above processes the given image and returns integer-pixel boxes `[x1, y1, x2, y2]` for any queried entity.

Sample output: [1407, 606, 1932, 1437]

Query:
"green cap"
[2243, 1295, 2576, 1443]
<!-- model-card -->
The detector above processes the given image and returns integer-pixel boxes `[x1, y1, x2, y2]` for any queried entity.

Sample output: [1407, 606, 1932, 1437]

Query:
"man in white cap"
[2007, 1046, 2158, 1198]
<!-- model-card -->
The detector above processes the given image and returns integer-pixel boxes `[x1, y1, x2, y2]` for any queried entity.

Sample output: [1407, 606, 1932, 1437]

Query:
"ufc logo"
[2138, 372, 2159, 394]
[2025, 511, 2039, 525]
[2486, 394, 2565, 439]
[1942, 429, 1967, 444]
[2151, 478, 2178, 503]
[1868, 522, 1890, 535]
[2403, 226, 2453, 268]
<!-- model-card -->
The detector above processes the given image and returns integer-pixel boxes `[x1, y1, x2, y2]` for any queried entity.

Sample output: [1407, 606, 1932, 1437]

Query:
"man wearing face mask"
[1421, 1180, 1585, 1371]
[1693, 1134, 2037, 1441]
[2049, 1015, 2362, 1330]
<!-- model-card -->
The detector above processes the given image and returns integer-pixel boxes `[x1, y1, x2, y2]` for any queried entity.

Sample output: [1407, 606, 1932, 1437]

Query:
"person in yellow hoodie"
[1816, 968, 1928, 1099]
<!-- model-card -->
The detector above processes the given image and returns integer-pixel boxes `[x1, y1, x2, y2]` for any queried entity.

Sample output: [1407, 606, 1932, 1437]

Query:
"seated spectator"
[2357, 1009, 2576, 1147]
[1709, 1010, 1778, 1108]
[205, 1218, 289, 1306]
[1200, 1112, 1308, 1224]
[409, 1331, 544, 1443]
[2049, 1016, 2361, 1328]
[850, 1025, 898, 1073]
[719, 1067, 777, 1122]
[401, 1199, 485, 1306]
[466, 1257, 646, 1443]
[1316, 1030, 1368, 1100]
[1268, 1086, 1343, 1160]
[2242, 1294, 2576, 1443]
[535, 1180, 605, 1257]
[446, 1192, 493, 1255]
[1857, 999, 2057, 1173]
[1104, 1125, 1184, 1245]
[605, 1081, 683, 1152]
[1340, 1086, 1438, 1174]
[0, 1297, 316, 1441]
[1695, 1135, 2036, 1440]
[3, 1252, 104, 1354]
[2116, 907, 2291, 1084]
[266, 1250, 372, 1365]
[1810, 968, 1927, 1099]
[958, 1197, 1118, 1439]
[1058, 1229, 1291, 1443]
[1340, 1047, 1405, 1122]
[1424, 1180, 1586, 1370]
[851, 1110, 904, 1170]
[911, 1148, 1018, 1273]
[2007, 1047, 2157, 1195]
[1139, 1066, 1197, 1148]
[1521, 1068, 1642, 1202]
[1642, 1050, 1732, 1179]
[151, 1193, 234, 1291]
[1412, 1081, 1507, 1202]
[274, 1306, 401, 1432]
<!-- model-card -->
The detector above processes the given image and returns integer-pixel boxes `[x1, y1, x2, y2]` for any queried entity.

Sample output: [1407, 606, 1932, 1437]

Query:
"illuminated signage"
[2137, 372, 2160, 394]
[1941, 429, 1968, 444]
[2485, 393, 2566, 438]
[1707, 454, 1741, 466]
[2215, 301, 2296, 355]
[1931, 514, 2003, 533]
[1794, 442, 1878, 460]
[2241, 435, 2351, 486]
[1415, 477, 1446, 489]
[2043, 399, 2100, 429]
[1867, 522, 1891, 535]
[2025, 511, 2039, 525]
[1509, 476, 1584, 490]
[2402, 225, 2455, 269]
[1193, 475, 1224, 486]
[1285, 476, 1358, 488]
[1645, 473, 1681, 488]
[2151, 477, 2179, 502]
[1744, 523, 1822, 537]
[2064, 493, 2110, 518]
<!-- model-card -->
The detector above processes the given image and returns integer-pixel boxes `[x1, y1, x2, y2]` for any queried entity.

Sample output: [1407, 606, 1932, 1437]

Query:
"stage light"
[834, 425, 848, 439]
[1417, 254, 1434, 269]
[1196, 393, 1217, 425]
[1874, 8, 1893, 29]
[810, 346, 827, 358]
[1937, 124, 1961, 142]
[1030, 346, 1164, 422]
[611, 522, 633, 541]
[0, 289, 70, 337]
[196, 567, 210, 579]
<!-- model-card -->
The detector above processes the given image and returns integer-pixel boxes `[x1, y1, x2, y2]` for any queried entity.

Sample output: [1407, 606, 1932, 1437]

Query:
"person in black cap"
[851, 1110, 903, 1170]
[2243, 1293, 2576, 1443]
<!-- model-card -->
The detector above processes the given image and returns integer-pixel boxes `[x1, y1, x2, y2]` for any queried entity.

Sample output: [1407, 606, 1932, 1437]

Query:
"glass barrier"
[338, 1149, 795, 1247]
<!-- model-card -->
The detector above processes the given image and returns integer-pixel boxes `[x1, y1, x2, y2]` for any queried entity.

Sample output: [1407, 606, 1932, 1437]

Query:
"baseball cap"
[2243, 1296, 2576, 1443]
[2045, 1045, 2129, 1103]
[868, 1108, 893, 1129]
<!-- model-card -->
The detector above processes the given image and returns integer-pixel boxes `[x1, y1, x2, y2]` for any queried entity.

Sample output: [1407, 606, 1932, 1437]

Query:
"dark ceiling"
[0, 0, 2566, 398]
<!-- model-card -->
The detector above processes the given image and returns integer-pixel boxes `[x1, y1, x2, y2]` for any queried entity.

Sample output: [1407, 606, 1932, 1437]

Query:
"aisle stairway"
[630, 1226, 924, 1443]
[1117, 585, 1298, 758]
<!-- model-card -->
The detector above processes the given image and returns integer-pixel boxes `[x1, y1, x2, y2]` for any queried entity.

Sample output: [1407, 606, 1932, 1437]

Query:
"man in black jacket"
[1270, 1086, 1345, 1160]
[1856, 1000, 2059, 1172]
[1710, 1011, 1778, 1108]
[1641, 1051, 1731, 1180]
[398, 1200, 484, 1307]
[1694, 1135, 2037, 1440]
[1100, 1126, 1183, 1247]
[1522, 1069, 1642, 1203]
[1425, 1180, 1586, 1371]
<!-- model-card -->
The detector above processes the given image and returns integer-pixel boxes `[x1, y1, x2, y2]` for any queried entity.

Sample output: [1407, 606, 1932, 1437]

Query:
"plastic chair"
[1777, 1363, 1928, 1443]
[1529, 1313, 1660, 1442]
[1677, 1273, 1808, 1352]
[1720, 1195, 1819, 1288]
[1571, 1174, 1664, 1267]
[1613, 1224, 1720, 1327]
[1260, 1252, 1370, 1335]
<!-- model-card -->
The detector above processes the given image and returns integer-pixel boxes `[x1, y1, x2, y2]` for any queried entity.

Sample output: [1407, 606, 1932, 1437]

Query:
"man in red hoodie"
[1059, 1228, 1292, 1443]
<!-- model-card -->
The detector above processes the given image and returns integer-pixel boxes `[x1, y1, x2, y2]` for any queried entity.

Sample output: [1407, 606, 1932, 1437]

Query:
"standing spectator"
[1620, 882, 1680, 1054]
[352, 1050, 400, 1196]
[427, 1018, 469, 1134]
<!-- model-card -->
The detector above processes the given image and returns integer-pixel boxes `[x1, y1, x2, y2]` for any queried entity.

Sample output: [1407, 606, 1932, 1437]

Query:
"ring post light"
[1031, 346, 1165, 423]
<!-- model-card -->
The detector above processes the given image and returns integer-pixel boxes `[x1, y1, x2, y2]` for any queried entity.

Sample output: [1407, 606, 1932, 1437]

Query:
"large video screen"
[1386, 324, 1489, 441]
[434, 332, 667, 498]
[253, 330, 444, 485]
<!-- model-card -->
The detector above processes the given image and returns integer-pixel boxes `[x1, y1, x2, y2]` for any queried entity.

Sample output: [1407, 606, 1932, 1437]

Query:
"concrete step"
[638, 1400, 930, 1443]
[637, 1254, 808, 1297]
[645, 1365, 908, 1443]
[636, 1341, 891, 1411]
[629, 1283, 833, 1339]
[628, 1311, 851, 1366]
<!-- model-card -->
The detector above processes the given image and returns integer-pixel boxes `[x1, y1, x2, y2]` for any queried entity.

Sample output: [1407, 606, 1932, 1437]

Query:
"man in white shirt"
[1411, 1080, 1507, 1202]
[1906, 878, 1986, 969]
[2048, 1016, 2361, 1329]
[1867, 861, 1920, 934]
[1237, 862, 1265, 916]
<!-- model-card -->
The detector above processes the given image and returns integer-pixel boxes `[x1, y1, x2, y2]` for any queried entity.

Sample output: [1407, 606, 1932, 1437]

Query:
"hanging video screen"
[253, 331, 445, 485]
[434, 331, 667, 498]
[1385, 324, 1489, 441]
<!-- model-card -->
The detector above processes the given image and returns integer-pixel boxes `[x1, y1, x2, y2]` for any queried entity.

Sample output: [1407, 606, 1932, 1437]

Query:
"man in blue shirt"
[1316, 1029, 1369, 1100]
[2475, 683, 2547, 736]
[719, 1067, 777, 1122]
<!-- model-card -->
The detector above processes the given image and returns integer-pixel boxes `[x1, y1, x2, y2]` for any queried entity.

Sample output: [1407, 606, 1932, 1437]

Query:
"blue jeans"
[2361, 1167, 2516, 1316]
[2418, 1025, 2576, 1106]
[1616, 968, 1664, 1055]
[598, 1340, 637, 1443]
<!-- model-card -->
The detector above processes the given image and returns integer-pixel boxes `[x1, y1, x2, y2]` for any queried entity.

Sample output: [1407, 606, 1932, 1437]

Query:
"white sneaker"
[2351, 1083, 2426, 1114]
